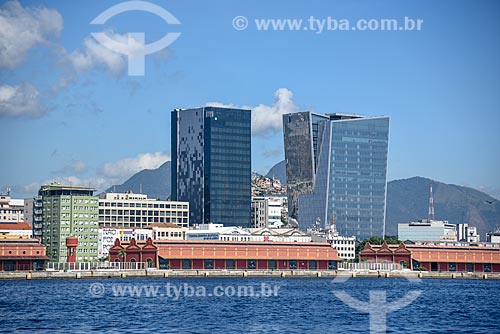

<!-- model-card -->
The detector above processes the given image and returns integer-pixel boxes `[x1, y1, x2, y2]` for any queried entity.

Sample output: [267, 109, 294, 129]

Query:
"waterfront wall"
[0, 269, 499, 280]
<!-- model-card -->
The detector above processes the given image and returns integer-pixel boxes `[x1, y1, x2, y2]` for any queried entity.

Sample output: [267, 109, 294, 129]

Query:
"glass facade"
[283, 112, 390, 240]
[171, 107, 251, 227]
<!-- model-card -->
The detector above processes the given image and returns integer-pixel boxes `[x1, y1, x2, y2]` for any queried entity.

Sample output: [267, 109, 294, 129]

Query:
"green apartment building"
[34, 183, 99, 262]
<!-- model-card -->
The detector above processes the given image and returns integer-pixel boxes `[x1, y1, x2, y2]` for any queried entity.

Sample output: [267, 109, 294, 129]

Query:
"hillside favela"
[1, 1, 499, 333]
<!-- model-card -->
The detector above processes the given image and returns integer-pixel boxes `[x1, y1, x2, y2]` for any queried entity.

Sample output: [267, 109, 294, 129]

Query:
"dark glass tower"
[171, 106, 251, 227]
[283, 112, 390, 240]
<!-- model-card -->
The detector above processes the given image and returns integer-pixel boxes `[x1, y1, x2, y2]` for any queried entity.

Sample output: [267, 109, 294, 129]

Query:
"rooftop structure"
[398, 219, 457, 242]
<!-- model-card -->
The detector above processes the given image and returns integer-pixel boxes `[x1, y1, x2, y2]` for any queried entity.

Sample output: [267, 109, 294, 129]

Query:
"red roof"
[0, 222, 32, 230]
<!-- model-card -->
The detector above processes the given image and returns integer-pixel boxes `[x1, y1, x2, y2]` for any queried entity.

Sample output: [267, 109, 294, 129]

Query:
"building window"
[449, 262, 456, 272]
[226, 259, 235, 269]
[204, 259, 214, 269]
[182, 259, 191, 269]
[484, 263, 491, 273]
[289, 260, 297, 270]
[328, 260, 337, 270]
[248, 259, 256, 270]
[309, 260, 317, 270]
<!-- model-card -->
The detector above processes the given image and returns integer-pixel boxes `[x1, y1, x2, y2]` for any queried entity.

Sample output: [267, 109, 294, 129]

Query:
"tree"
[118, 249, 127, 263]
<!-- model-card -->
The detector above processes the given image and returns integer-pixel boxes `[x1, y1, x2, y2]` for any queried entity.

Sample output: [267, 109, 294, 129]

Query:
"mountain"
[105, 161, 171, 200]
[265, 160, 286, 184]
[386, 177, 500, 238]
[264, 160, 500, 237]
[107, 160, 500, 238]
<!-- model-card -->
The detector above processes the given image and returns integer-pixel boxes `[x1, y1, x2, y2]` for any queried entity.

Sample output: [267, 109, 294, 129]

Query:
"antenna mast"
[428, 181, 435, 221]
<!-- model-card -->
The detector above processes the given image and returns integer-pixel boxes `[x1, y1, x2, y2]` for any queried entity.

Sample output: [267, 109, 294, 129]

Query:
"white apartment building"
[251, 196, 287, 229]
[0, 195, 24, 222]
[326, 223, 356, 260]
[98, 192, 189, 229]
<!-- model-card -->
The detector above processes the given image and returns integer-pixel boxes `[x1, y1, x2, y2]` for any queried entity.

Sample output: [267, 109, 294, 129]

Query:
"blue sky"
[1, 0, 499, 199]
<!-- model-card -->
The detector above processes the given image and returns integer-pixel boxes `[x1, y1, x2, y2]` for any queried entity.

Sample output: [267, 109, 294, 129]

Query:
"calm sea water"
[0, 277, 499, 333]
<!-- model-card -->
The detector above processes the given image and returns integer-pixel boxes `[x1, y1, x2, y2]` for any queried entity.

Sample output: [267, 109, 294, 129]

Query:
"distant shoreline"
[1, 270, 499, 281]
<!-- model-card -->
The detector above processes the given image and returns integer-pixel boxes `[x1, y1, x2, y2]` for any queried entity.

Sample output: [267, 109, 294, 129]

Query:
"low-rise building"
[398, 219, 457, 242]
[147, 222, 187, 241]
[486, 230, 500, 243]
[0, 195, 24, 223]
[0, 238, 48, 271]
[251, 197, 267, 228]
[456, 223, 480, 243]
[155, 240, 340, 270]
[98, 192, 189, 228]
[0, 222, 33, 238]
[360, 241, 500, 272]
[251, 196, 287, 228]
[326, 223, 356, 260]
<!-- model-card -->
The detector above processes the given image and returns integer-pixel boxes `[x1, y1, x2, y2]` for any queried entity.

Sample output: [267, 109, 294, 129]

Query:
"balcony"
[34, 216, 43, 222]
[34, 202, 42, 208]
[34, 223, 42, 229]
[34, 209, 43, 214]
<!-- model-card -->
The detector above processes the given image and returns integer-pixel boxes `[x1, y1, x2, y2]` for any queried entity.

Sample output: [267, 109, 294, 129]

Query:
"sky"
[1, 0, 499, 200]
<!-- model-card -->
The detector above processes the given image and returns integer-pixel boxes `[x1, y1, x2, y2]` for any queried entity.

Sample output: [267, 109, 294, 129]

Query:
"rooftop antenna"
[7, 187, 11, 196]
[140, 183, 142, 194]
[428, 181, 435, 221]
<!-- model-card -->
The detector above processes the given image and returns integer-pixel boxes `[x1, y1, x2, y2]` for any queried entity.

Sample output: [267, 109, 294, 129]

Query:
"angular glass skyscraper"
[171, 106, 251, 227]
[283, 112, 390, 240]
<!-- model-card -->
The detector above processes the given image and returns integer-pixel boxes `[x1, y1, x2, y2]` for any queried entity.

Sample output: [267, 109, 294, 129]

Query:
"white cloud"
[68, 33, 125, 76]
[57, 160, 88, 175]
[11, 176, 110, 197]
[0, 82, 45, 117]
[207, 88, 301, 135]
[0, 0, 62, 69]
[99, 152, 170, 179]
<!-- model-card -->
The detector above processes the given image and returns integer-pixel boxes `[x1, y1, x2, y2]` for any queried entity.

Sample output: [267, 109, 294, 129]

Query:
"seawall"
[1, 270, 499, 280]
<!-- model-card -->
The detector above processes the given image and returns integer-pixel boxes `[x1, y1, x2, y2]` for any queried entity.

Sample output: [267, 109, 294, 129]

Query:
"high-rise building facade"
[34, 183, 99, 262]
[283, 112, 390, 240]
[171, 106, 251, 227]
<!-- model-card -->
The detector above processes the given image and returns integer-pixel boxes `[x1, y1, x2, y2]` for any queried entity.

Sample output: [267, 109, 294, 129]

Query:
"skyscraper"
[171, 106, 251, 227]
[283, 112, 390, 240]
